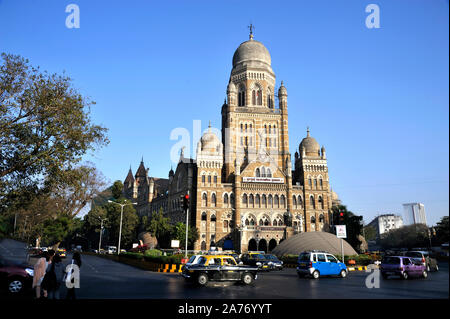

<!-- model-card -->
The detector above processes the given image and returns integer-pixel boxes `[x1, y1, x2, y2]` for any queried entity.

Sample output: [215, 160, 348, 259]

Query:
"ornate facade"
[124, 32, 339, 253]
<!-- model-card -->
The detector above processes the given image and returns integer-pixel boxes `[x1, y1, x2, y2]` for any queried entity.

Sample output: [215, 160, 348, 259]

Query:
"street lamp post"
[108, 200, 136, 255]
[98, 217, 107, 253]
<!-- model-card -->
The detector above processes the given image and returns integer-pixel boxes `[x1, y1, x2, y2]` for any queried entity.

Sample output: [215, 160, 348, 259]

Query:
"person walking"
[41, 249, 55, 298]
[46, 254, 64, 299]
[65, 251, 82, 300]
[32, 251, 48, 299]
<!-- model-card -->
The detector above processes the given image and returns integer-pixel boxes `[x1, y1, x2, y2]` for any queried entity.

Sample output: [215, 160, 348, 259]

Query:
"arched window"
[308, 178, 312, 188]
[293, 196, 297, 209]
[242, 194, 248, 207]
[311, 216, 316, 224]
[264, 218, 269, 226]
[255, 194, 260, 207]
[223, 193, 229, 207]
[202, 193, 207, 207]
[201, 175, 205, 184]
[238, 86, 246, 106]
[240, 123, 243, 133]
[280, 195, 286, 208]
[256, 168, 260, 177]
[261, 167, 266, 177]
[318, 196, 324, 209]
[274, 195, 279, 208]
[298, 196, 303, 208]
[262, 195, 267, 208]
[249, 194, 254, 208]
[252, 90, 256, 105]
[268, 195, 273, 208]
[314, 179, 317, 189]
[208, 175, 211, 184]
[266, 168, 272, 177]
[259, 219, 264, 226]
[319, 214, 324, 223]
[310, 195, 315, 209]
[320, 178, 323, 189]
[211, 214, 216, 222]
[211, 193, 216, 207]
[267, 89, 273, 108]
[273, 220, 278, 226]
[257, 87, 262, 105]
[250, 218, 255, 226]
[245, 219, 249, 226]
[201, 212, 207, 221]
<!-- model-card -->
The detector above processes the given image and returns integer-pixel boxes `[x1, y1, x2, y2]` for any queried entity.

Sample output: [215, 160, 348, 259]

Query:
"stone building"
[123, 32, 338, 253]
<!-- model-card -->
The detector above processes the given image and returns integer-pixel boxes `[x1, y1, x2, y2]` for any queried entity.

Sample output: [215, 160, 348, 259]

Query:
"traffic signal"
[182, 194, 190, 210]
[339, 209, 345, 225]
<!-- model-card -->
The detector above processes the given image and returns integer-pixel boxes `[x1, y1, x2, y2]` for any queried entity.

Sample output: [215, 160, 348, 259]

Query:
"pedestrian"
[46, 254, 64, 299]
[32, 251, 48, 299]
[41, 249, 56, 298]
[65, 251, 82, 300]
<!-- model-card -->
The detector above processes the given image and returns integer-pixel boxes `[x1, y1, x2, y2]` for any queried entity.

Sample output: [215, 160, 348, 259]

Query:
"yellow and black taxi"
[240, 252, 271, 271]
[182, 255, 259, 286]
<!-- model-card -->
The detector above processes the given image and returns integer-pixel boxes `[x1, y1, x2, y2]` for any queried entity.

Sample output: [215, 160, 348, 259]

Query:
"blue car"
[296, 251, 348, 279]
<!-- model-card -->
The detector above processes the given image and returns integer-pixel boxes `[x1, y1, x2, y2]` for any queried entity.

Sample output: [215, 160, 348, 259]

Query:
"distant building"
[368, 214, 404, 238]
[402, 203, 427, 225]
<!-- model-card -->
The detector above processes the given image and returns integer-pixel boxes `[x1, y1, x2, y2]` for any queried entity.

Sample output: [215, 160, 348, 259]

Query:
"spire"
[248, 23, 254, 40]
[208, 120, 212, 131]
[141, 156, 144, 163]
[307, 126, 310, 137]
[281, 80, 284, 86]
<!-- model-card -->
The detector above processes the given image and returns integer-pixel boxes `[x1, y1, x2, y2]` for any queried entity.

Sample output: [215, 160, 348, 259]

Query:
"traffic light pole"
[185, 191, 189, 260]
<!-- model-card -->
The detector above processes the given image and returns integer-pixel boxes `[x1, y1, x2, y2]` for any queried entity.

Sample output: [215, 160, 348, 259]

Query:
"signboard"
[171, 240, 180, 248]
[242, 177, 284, 183]
[336, 225, 347, 238]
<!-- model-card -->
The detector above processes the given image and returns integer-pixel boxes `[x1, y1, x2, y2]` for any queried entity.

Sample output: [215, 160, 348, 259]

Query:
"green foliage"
[0, 53, 108, 211]
[105, 199, 139, 249]
[0, 213, 12, 238]
[111, 180, 123, 200]
[146, 208, 173, 248]
[41, 215, 72, 246]
[144, 249, 162, 257]
[379, 224, 429, 249]
[435, 216, 449, 245]
[363, 225, 377, 241]
[172, 222, 199, 249]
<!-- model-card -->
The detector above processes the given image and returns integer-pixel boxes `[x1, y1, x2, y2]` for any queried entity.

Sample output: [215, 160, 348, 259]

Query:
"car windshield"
[197, 257, 207, 265]
[383, 257, 400, 264]
[188, 256, 197, 263]
[298, 253, 310, 261]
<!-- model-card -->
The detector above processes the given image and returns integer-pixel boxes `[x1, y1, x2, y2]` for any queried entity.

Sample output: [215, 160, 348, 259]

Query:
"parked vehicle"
[380, 256, 428, 279]
[182, 255, 258, 286]
[296, 251, 347, 279]
[240, 252, 271, 271]
[263, 254, 283, 270]
[0, 258, 34, 294]
[106, 246, 117, 254]
[401, 251, 439, 272]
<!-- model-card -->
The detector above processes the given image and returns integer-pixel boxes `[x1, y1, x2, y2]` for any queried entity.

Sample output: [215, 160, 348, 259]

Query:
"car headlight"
[25, 268, 34, 277]
[281, 261, 283, 265]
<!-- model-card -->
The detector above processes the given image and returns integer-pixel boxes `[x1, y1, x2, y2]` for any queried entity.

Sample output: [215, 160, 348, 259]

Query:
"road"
[1, 239, 448, 299]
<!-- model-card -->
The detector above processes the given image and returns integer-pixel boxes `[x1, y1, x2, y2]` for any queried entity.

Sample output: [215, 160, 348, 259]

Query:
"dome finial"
[248, 23, 254, 40]
[281, 80, 284, 86]
[307, 126, 310, 137]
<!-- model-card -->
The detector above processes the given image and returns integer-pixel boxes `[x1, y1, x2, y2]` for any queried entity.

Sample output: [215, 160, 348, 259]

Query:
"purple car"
[380, 256, 428, 280]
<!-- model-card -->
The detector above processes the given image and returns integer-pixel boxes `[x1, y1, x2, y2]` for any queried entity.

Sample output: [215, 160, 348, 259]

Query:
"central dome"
[232, 39, 271, 69]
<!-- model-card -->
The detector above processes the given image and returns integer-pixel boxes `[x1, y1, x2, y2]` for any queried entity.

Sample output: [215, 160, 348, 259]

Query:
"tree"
[329, 205, 364, 252]
[111, 180, 123, 200]
[0, 53, 108, 210]
[105, 199, 139, 249]
[363, 225, 377, 241]
[379, 224, 429, 249]
[172, 222, 199, 249]
[146, 208, 173, 248]
[435, 216, 449, 245]
[40, 214, 73, 247]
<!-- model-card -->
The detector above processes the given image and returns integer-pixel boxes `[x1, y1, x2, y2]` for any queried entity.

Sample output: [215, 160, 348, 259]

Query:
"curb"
[284, 264, 369, 271]
[157, 264, 183, 273]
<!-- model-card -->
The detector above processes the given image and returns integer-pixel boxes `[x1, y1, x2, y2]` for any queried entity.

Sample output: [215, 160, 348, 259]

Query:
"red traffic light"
[339, 212, 344, 217]
[184, 194, 189, 200]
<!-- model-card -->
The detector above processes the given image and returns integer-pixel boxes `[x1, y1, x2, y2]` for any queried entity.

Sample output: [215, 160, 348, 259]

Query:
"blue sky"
[0, 0, 448, 226]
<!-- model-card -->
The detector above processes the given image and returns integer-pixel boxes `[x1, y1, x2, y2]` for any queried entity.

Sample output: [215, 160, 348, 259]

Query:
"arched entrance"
[248, 239, 257, 251]
[268, 239, 277, 252]
[201, 241, 206, 251]
[258, 239, 267, 252]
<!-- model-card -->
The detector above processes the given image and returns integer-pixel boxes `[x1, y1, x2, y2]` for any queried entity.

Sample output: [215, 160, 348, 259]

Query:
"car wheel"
[8, 278, 24, 294]
[197, 273, 208, 286]
[312, 270, 320, 279]
[401, 272, 408, 280]
[422, 270, 428, 278]
[340, 270, 347, 278]
[242, 273, 254, 285]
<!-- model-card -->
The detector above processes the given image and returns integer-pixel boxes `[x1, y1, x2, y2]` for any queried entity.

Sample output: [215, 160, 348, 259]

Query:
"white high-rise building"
[402, 203, 427, 225]
[368, 214, 403, 237]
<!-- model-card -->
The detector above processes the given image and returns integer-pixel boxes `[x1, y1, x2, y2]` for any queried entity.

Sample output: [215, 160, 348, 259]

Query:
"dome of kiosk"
[299, 128, 321, 157]
[232, 38, 272, 71]
[272, 232, 357, 256]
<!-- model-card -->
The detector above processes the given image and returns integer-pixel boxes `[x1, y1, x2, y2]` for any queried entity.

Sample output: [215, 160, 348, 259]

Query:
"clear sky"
[0, 0, 448, 226]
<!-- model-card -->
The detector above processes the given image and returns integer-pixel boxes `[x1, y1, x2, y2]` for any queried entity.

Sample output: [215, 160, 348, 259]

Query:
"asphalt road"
[1, 239, 448, 299]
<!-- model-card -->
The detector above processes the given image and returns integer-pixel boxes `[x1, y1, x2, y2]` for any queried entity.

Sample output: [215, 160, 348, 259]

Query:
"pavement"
[1, 239, 448, 299]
